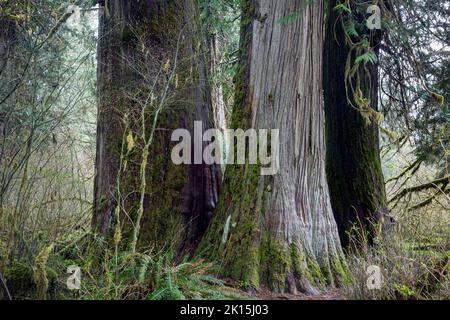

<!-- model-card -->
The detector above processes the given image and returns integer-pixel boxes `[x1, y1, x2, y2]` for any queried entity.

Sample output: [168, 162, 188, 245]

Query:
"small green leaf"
[333, 3, 352, 14]
[127, 131, 135, 152]
[355, 51, 378, 65]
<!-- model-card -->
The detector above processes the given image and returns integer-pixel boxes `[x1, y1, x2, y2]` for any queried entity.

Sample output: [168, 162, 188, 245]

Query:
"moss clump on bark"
[330, 255, 350, 286]
[196, 162, 261, 288]
[290, 243, 326, 288]
[3, 261, 58, 299]
[260, 238, 292, 293]
[4, 261, 35, 296]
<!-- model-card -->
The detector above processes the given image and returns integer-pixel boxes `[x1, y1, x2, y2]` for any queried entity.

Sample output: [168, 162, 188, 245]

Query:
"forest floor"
[252, 288, 344, 300]
[219, 279, 345, 300]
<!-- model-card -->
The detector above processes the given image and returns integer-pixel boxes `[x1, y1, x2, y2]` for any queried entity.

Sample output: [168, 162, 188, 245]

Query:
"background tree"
[0, 0, 97, 298]
[200, 0, 241, 169]
[379, 0, 449, 210]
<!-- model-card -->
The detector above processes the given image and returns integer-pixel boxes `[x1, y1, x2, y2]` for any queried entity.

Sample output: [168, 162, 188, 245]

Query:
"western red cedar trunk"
[323, 0, 388, 247]
[199, 0, 347, 294]
[93, 0, 220, 251]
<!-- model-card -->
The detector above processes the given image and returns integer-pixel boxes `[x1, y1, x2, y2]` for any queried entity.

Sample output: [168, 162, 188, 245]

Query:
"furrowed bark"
[199, 0, 346, 294]
[323, 0, 388, 247]
[93, 0, 220, 251]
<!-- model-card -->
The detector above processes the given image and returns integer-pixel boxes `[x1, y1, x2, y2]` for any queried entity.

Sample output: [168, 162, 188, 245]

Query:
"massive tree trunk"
[323, 0, 388, 247]
[199, 0, 346, 294]
[93, 0, 220, 251]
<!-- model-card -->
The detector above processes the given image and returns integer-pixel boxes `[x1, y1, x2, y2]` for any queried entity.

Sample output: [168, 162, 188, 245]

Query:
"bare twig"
[0, 272, 12, 300]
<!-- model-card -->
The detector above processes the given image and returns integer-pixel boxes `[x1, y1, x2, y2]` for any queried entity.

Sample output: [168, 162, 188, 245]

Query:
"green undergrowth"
[343, 221, 449, 300]
[0, 230, 244, 300]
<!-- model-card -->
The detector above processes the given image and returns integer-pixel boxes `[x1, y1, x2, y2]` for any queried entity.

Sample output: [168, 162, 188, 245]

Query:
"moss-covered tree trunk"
[323, 0, 387, 247]
[93, 0, 220, 251]
[199, 0, 346, 294]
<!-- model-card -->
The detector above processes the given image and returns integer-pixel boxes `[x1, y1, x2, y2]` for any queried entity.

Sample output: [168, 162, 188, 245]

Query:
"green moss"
[4, 262, 33, 283]
[330, 255, 350, 286]
[290, 243, 304, 275]
[260, 238, 292, 292]
[290, 244, 326, 287]
[320, 260, 333, 286]
[121, 27, 136, 43]
[197, 162, 263, 290]
[227, 164, 262, 289]
[3, 262, 58, 299]
[4, 261, 35, 297]
[228, 0, 255, 131]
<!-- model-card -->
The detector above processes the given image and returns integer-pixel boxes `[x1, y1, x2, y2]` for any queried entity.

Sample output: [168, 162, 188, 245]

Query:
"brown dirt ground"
[220, 279, 346, 300]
